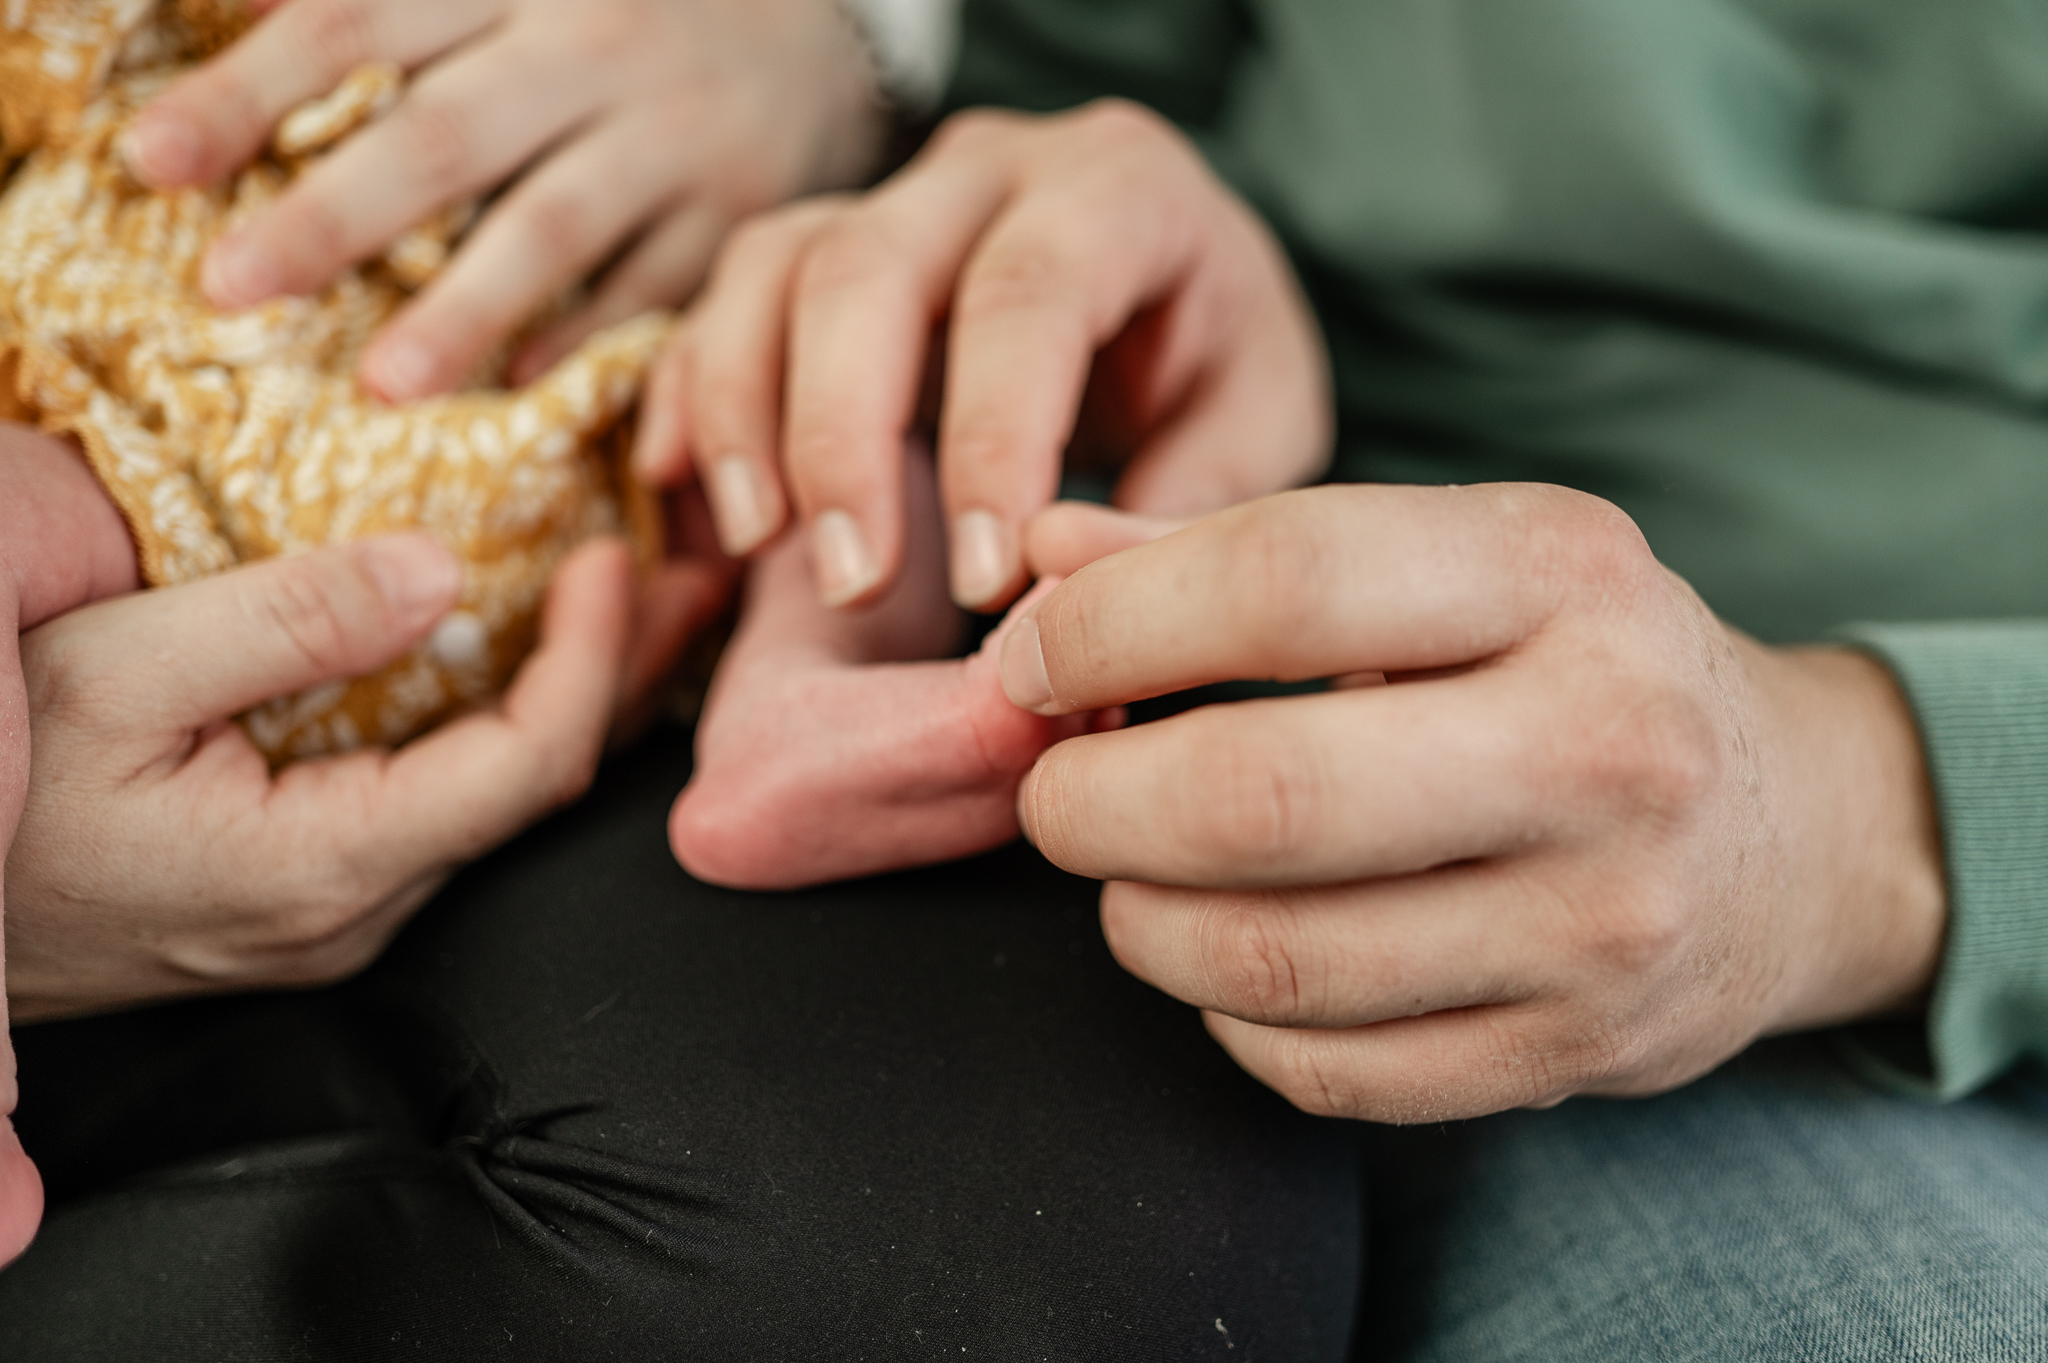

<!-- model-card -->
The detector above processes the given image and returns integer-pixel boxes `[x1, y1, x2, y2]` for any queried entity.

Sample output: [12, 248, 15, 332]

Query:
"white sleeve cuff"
[841, 0, 962, 113]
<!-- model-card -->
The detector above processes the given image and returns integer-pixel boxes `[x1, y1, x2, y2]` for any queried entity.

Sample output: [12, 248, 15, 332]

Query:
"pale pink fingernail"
[354, 535, 461, 632]
[812, 509, 881, 608]
[121, 112, 200, 185]
[365, 336, 437, 402]
[710, 457, 775, 556]
[201, 232, 281, 309]
[1001, 616, 1055, 713]
[950, 508, 1015, 611]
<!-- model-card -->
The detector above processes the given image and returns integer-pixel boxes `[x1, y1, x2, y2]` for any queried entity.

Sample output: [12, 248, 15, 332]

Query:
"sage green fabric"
[952, 0, 2048, 1096]
[1839, 624, 2048, 1099]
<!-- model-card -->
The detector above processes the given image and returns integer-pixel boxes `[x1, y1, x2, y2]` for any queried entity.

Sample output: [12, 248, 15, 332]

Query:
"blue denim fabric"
[1359, 1037, 2048, 1362]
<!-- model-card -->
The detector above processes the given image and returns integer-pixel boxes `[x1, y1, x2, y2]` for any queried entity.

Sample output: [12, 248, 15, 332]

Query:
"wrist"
[1764, 643, 1947, 1033]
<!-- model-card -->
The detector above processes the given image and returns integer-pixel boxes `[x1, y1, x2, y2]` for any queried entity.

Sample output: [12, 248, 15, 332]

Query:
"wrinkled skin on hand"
[1001, 485, 1949, 1124]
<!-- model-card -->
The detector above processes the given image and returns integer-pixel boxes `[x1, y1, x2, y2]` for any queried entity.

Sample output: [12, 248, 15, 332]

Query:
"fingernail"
[355, 535, 461, 632]
[950, 508, 1015, 610]
[201, 232, 281, 309]
[365, 336, 437, 402]
[811, 510, 881, 607]
[709, 457, 774, 556]
[1014, 766, 1043, 849]
[121, 112, 199, 184]
[1001, 616, 1056, 713]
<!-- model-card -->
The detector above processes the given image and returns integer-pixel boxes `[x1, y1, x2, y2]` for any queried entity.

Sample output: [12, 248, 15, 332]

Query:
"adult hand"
[4, 532, 722, 1021]
[637, 100, 1331, 612]
[125, 0, 888, 400]
[1002, 485, 1948, 1122]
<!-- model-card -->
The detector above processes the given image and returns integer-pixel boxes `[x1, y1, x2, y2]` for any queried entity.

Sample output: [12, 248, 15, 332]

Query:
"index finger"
[125, 0, 496, 188]
[935, 101, 1251, 610]
[1001, 483, 1631, 715]
[778, 112, 1025, 607]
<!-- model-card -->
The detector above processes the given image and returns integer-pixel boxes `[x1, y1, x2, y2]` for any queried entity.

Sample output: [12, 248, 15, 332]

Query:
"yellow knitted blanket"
[0, 0, 666, 761]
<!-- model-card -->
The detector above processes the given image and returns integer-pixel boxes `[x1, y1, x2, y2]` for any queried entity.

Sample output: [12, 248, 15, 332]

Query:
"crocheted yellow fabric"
[0, 0, 667, 761]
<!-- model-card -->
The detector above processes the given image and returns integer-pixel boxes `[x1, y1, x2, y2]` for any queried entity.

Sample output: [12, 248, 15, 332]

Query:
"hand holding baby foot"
[1005, 485, 1948, 1122]
[670, 450, 1100, 890]
[126, 0, 888, 399]
[638, 100, 1331, 611]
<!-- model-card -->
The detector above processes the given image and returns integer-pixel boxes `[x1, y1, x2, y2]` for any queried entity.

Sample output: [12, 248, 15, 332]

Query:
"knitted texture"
[0, 0, 667, 761]
[1840, 622, 2048, 1098]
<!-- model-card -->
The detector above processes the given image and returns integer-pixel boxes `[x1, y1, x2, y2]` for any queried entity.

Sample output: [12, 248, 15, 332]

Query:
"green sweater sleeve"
[1837, 624, 2048, 1099]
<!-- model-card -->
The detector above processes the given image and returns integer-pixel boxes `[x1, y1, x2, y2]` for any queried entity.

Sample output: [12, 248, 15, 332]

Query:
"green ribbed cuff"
[1837, 622, 2048, 1100]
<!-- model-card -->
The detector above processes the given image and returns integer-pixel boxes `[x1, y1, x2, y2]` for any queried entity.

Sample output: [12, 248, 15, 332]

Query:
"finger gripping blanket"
[0, 0, 667, 761]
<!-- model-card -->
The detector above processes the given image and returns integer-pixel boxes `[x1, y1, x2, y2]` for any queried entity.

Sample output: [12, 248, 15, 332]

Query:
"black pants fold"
[3, 723, 1360, 1361]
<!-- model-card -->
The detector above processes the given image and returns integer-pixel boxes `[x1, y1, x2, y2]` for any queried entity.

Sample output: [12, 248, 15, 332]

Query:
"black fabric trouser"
[0, 723, 1361, 1360]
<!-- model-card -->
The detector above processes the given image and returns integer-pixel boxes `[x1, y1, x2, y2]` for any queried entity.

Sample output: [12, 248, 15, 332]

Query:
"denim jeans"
[1358, 1037, 2048, 1362]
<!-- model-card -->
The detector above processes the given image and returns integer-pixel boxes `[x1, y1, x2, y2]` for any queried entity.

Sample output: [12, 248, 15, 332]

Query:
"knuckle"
[1207, 905, 1309, 1022]
[717, 213, 793, 277]
[1068, 97, 1175, 149]
[956, 230, 1090, 323]
[295, 0, 380, 76]
[1191, 734, 1324, 876]
[926, 107, 1023, 158]
[1590, 880, 1693, 979]
[20, 626, 97, 715]
[1547, 1016, 1648, 1095]
[1266, 1038, 1365, 1120]
[1570, 683, 1723, 827]
[389, 97, 474, 193]
[1139, 709, 1330, 880]
[256, 559, 361, 677]
[1471, 1013, 1580, 1111]
[277, 190, 356, 274]
[1552, 490, 1658, 595]
[795, 217, 912, 302]
[1224, 512, 1342, 648]
[519, 193, 597, 270]
[183, 68, 266, 149]
[695, 147, 783, 222]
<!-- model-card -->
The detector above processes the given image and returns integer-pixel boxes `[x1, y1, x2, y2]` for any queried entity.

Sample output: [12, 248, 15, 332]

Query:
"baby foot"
[670, 450, 1105, 890]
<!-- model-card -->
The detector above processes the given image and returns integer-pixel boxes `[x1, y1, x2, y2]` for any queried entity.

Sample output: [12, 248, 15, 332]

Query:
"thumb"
[73, 536, 459, 734]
